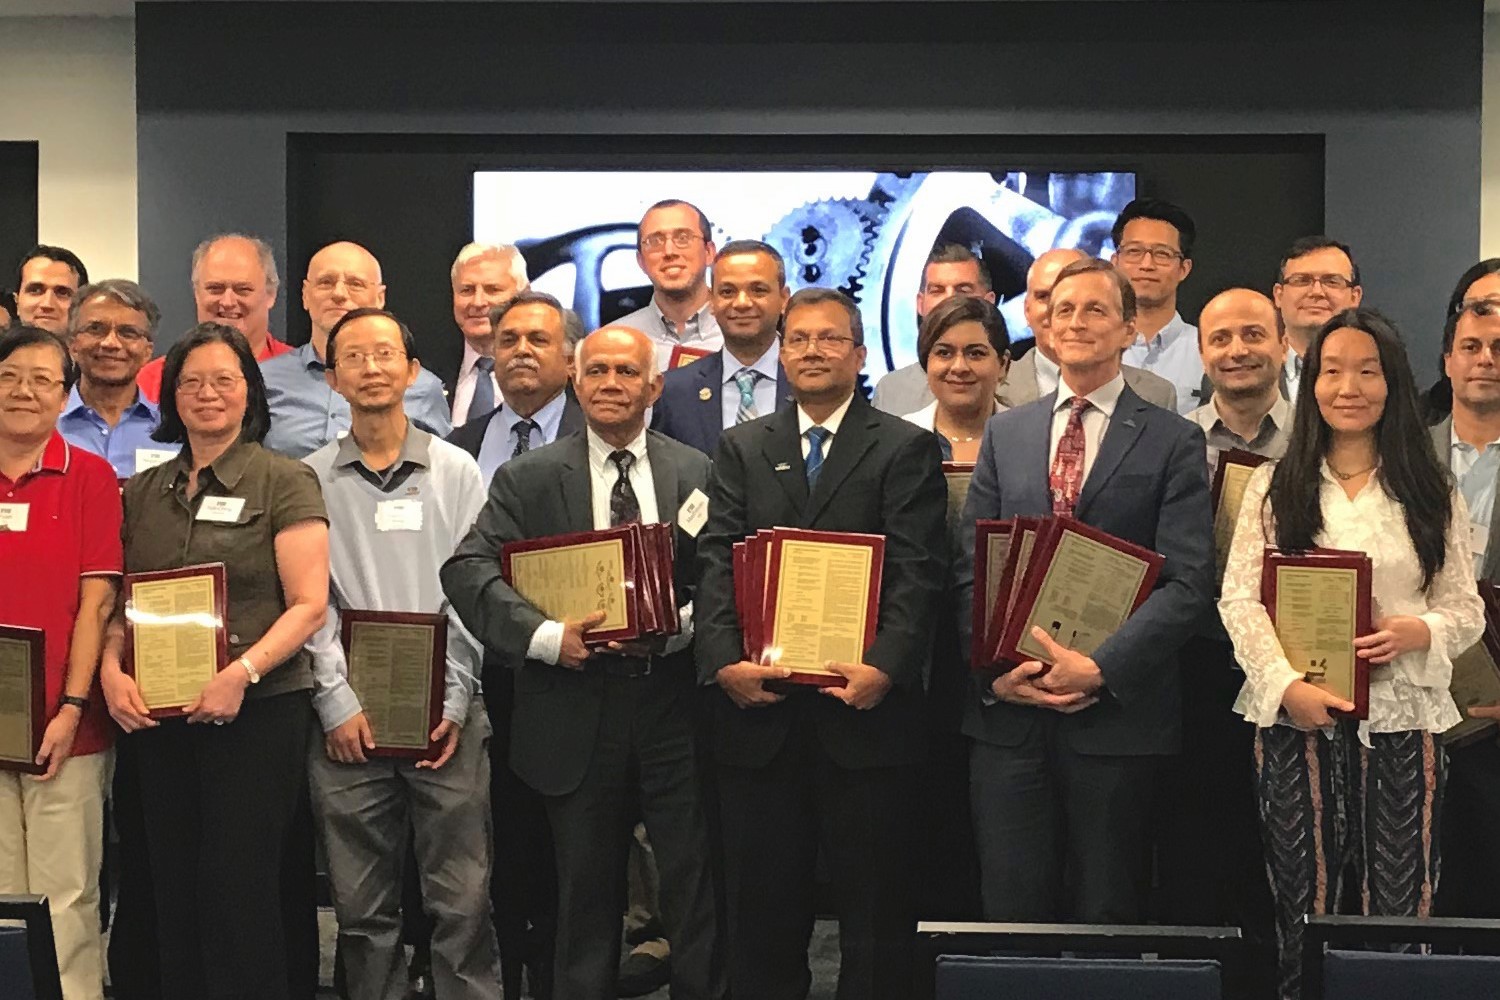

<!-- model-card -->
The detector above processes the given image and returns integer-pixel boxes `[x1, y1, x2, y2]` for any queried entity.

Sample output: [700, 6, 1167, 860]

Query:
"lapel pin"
[775, 462, 792, 472]
[699, 387, 712, 401]
[1123, 418, 1137, 429]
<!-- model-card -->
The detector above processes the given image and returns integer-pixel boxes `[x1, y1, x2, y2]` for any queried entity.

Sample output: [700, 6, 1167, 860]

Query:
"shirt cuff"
[312, 679, 363, 733]
[1411, 611, 1455, 690]
[527, 620, 565, 666]
[1236, 660, 1304, 727]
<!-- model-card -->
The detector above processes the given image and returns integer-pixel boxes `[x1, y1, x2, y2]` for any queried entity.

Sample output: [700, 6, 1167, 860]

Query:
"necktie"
[1049, 396, 1091, 517]
[470, 356, 496, 418]
[805, 426, 830, 490]
[512, 418, 538, 458]
[733, 369, 761, 425]
[609, 450, 641, 526]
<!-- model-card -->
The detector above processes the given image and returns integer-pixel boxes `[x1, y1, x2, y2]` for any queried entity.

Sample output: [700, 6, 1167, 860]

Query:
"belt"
[595, 654, 653, 679]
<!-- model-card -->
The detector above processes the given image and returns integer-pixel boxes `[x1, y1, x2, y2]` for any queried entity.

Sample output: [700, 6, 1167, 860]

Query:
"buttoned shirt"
[719, 342, 780, 430]
[1050, 373, 1125, 484]
[261, 342, 452, 459]
[476, 391, 568, 485]
[1187, 395, 1292, 477]
[58, 386, 177, 478]
[796, 392, 855, 460]
[613, 297, 723, 374]
[451, 341, 503, 426]
[1120, 312, 1203, 415]
[1283, 350, 1307, 405]
[303, 426, 486, 730]
[1451, 425, 1500, 566]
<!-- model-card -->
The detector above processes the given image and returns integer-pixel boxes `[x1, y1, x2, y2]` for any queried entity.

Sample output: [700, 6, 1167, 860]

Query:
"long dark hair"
[152, 323, 271, 445]
[1267, 307, 1450, 590]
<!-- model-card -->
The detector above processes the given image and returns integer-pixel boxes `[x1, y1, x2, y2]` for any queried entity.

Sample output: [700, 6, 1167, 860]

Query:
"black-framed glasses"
[1281, 273, 1354, 290]
[1116, 244, 1183, 265]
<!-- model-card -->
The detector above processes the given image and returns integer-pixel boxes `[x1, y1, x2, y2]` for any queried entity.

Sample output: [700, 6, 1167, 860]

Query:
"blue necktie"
[733, 369, 761, 425]
[805, 426, 830, 490]
[470, 356, 495, 418]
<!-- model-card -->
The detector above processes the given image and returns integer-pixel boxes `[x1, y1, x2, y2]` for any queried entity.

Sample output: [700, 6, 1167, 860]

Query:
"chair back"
[936, 954, 1221, 999]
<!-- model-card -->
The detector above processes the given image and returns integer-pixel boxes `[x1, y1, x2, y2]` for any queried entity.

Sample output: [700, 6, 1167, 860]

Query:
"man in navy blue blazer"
[956, 257, 1215, 923]
[650, 240, 794, 456]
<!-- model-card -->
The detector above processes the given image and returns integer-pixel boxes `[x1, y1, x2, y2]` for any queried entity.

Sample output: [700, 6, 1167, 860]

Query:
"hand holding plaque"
[341, 610, 447, 760]
[0, 626, 45, 775]
[124, 563, 228, 719]
[1262, 548, 1373, 721]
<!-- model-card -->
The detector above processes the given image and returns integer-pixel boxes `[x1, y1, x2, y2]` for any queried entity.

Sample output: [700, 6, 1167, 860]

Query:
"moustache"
[505, 358, 540, 374]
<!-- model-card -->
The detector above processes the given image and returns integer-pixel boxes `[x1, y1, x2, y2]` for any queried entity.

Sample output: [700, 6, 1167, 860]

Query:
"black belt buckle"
[598, 654, 653, 679]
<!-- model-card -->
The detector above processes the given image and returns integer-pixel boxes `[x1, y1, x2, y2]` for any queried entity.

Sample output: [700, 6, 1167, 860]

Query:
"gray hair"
[191, 233, 280, 291]
[579, 325, 660, 382]
[67, 279, 162, 339]
[450, 242, 529, 288]
[487, 289, 581, 357]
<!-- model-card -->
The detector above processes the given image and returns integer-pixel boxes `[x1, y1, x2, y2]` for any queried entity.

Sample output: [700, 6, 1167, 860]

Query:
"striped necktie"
[733, 369, 761, 424]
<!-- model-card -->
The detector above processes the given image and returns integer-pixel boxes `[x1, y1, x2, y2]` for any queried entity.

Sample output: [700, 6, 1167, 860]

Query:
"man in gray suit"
[1000, 248, 1178, 411]
[441, 326, 722, 999]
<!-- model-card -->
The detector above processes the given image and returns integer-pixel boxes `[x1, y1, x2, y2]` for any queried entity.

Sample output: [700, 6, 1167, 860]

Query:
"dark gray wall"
[136, 0, 1483, 384]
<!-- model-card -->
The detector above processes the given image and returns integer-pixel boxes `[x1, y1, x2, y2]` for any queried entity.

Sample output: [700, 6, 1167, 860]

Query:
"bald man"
[442, 326, 723, 1000]
[261, 241, 452, 457]
[999, 248, 1178, 410]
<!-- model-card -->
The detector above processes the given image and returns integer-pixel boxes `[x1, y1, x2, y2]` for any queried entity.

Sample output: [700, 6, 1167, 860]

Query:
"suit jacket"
[441, 429, 712, 796]
[695, 393, 950, 770]
[870, 361, 933, 416]
[998, 350, 1179, 412]
[1431, 417, 1500, 584]
[957, 382, 1215, 756]
[650, 350, 795, 457]
[445, 388, 586, 459]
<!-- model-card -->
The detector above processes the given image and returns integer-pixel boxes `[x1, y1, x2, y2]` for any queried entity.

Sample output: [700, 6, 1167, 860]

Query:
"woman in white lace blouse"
[1218, 308, 1484, 1000]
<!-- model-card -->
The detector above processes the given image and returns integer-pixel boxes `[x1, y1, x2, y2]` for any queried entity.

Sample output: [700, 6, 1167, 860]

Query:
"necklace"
[946, 433, 978, 443]
[1328, 462, 1377, 482]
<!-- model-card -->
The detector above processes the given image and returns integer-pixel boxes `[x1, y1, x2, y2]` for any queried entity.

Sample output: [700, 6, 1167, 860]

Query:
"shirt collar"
[500, 390, 569, 440]
[1203, 394, 1291, 439]
[1136, 311, 1189, 349]
[334, 420, 431, 472]
[796, 391, 856, 438]
[295, 341, 325, 371]
[63, 384, 160, 422]
[721, 341, 780, 386]
[171, 435, 255, 491]
[652, 297, 713, 336]
[587, 425, 649, 472]
[1450, 422, 1500, 453]
[1055, 371, 1126, 418]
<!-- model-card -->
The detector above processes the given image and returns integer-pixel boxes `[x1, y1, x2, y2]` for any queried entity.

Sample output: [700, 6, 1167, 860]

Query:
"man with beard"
[1111, 199, 1205, 414]
[614, 200, 722, 373]
[1272, 236, 1363, 404]
[261, 242, 450, 458]
[15, 245, 88, 336]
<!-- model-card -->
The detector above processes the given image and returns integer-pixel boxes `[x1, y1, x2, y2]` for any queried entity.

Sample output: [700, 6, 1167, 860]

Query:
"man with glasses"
[614, 199, 722, 372]
[1272, 236, 1363, 403]
[15, 245, 88, 336]
[1111, 199, 1205, 414]
[261, 241, 450, 458]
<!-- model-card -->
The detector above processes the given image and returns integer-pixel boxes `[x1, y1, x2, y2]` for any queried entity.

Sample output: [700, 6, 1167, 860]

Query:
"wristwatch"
[59, 695, 89, 712]
[237, 656, 261, 685]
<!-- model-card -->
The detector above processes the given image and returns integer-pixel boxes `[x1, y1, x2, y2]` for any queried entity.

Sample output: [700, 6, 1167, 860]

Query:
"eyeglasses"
[176, 373, 246, 396]
[782, 333, 857, 355]
[1456, 297, 1500, 319]
[74, 321, 151, 343]
[0, 370, 64, 393]
[1281, 273, 1355, 290]
[313, 275, 374, 294]
[1116, 244, 1183, 265]
[639, 230, 705, 253]
[334, 348, 408, 370]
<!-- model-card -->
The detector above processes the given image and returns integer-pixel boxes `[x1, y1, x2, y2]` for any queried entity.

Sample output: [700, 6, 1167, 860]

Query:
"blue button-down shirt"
[719, 342, 780, 430]
[261, 342, 454, 459]
[1120, 311, 1204, 415]
[57, 386, 177, 478]
[476, 390, 569, 484]
[1452, 426, 1500, 566]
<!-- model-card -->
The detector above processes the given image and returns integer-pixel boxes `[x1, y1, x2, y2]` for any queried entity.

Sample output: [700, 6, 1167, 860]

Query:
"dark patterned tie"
[1049, 396, 1090, 517]
[512, 418, 538, 458]
[805, 426, 830, 490]
[609, 450, 641, 526]
[471, 356, 496, 417]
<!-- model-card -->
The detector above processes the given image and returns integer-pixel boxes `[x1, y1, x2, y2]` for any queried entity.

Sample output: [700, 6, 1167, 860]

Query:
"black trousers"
[544, 670, 721, 1000]
[717, 705, 918, 1000]
[106, 733, 160, 1000]
[133, 690, 316, 1000]
[1437, 734, 1500, 919]
[970, 720, 1158, 923]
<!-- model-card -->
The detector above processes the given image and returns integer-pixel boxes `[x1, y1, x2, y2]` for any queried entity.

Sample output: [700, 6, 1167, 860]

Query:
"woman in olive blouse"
[99, 324, 329, 1000]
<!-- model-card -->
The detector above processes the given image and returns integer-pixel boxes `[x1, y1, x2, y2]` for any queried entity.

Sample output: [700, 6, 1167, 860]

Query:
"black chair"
[0, 895, 62, 1000]
[917, 921, 1243, 1000]
[1301, 914, 1500, 1000]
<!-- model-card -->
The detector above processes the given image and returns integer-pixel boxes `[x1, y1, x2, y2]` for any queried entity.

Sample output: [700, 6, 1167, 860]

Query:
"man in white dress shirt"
[447, 243, 529, 425]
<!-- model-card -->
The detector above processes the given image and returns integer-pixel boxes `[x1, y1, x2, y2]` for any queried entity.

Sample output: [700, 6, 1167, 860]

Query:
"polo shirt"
[0, 433, 123, 757]
[123, 437, 327, 700]
[135, 333, 293, 403]
[57, 385, 177, 479]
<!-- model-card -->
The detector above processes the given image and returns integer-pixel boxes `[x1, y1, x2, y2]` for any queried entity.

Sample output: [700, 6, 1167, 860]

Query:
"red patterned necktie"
[1049, 396, 1091, 517]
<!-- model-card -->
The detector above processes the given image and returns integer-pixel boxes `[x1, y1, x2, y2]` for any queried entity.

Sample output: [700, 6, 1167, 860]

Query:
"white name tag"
[678, 488, 709, 538]
[376, 499, 424, 532]
[0, 503, 30, 532]
[134, 448, 177, 473]
[1471, 520, 1489, 560]
[196, 497, 246, 523]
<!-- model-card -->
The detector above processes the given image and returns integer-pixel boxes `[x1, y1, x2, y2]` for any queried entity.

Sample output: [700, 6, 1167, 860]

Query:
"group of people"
[0, 192, 1497, 1000]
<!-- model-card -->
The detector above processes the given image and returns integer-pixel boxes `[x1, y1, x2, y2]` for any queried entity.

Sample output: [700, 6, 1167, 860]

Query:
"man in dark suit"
[651, 239, 794, 456]
[696, 287, 948, 1000]
[442, 325, 722, 1000]
[958, 257, 1214, 923]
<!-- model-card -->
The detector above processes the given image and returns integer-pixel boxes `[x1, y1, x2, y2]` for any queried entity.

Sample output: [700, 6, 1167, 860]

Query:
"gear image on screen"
[474, 170, 1136, 379]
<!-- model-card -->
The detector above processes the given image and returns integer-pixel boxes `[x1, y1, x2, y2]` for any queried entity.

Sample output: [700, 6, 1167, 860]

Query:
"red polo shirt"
[0, 433, 124, 757]
[136, 333, 293, 403]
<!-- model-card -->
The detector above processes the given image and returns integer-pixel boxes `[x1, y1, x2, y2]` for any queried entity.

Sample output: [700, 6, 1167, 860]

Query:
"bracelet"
[237, 656, 261, 685]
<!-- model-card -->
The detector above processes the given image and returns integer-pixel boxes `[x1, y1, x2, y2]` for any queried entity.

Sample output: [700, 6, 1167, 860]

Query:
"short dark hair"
[326, 307, 419, 365]
[1442, 258, 1500, 354]
[715, 239, 787, 287]
[153, 323, 271, 446]
[784, 287, 864, 347]
[1278, 235, 1361, 287]
[917, 295, 1010, 370]
[637, 199, 712, 242]
[488, 289, 566, 335]
[924, 243, 992, 292]
[68, 279, 161, 340]
[1110, 198, 1197, 260]
[0, 325, 77, 391]
[1051, 257, 1137, 323]
[17, 245, 88, 289]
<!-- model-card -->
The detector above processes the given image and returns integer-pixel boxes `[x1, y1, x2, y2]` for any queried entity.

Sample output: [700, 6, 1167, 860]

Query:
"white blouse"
[1218, 462, 1484, 745]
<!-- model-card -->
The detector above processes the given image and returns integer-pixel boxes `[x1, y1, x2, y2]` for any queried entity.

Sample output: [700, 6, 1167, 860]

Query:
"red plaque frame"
[123, 562, 229, 720]
[971, 519, 1014, 669]
[501, 526, 642, 645]
[762, 528, 885, 688]
[340, 610, 448, 761]
[668, 345, 713, 369]
[982, 515, 1044, 667]
[0, 625, 46, 775]
[1261, 547, 1373, 721]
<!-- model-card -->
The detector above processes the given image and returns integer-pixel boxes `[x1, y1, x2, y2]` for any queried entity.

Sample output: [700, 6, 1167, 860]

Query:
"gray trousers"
[310, 698, 502, 1000]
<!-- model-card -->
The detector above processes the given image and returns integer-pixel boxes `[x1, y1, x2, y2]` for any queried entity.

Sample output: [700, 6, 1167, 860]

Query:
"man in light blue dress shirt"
[261, 242, 450, 458]
[1112, 198, 1207, 414]
[57, 279, 178, 478]
[1271, 236, 1363, 405]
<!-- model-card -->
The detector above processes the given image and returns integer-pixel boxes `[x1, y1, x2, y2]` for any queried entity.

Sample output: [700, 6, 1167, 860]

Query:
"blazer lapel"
[774, 362, 796, 412]
[804, 396, 878, 525]
[556, 433, 594, 532]
[645, 432, 680, 525]
[1020, 392, 1057, 509]
[761, 409, 809, 514]
[694, 353, 725, 448]
[1074, 386, 1147, 520]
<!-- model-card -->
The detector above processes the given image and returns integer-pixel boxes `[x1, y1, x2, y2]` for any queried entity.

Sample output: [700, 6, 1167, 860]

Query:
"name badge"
[0, 503, 30, 532]
[376, 499, 424, 532]
[135, 448, 177, 473]
[1471, 520, 1489, 560]
[677, 488, 709, 538]
[196, 497, 246, 523]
